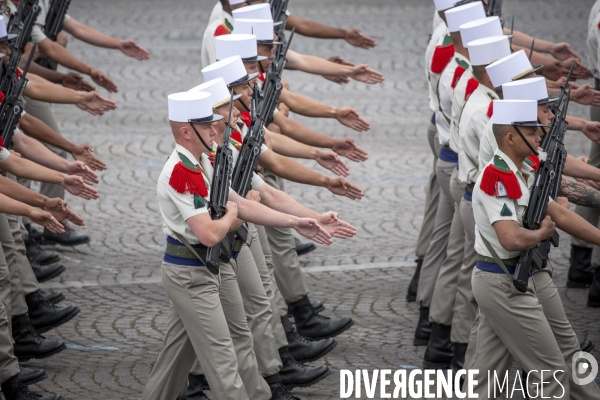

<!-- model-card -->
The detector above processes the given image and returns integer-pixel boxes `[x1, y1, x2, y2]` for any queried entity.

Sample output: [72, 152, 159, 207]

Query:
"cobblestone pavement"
[23, 0, 600, 398]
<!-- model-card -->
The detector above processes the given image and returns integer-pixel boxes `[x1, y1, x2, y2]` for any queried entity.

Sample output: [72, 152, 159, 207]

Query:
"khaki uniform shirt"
[157, 144, 211, 244]
[449, 67, 474, 153]
[458, 84, 498, 184]
[425, 22, 449, 113]
[589, 1, 600, 31]
[473, 148, 538, 259]
[588, 11, 600, 78]
[436, 54, 469, 146]
[478, 119, 496, 172]
[21, 0, 72, 44]
[201, 9, 233, 69]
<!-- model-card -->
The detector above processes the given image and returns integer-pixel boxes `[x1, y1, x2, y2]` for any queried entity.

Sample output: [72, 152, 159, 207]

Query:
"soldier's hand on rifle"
[570, 83, 600, 107]
[550, 42, 581, 62]
[350, 65, 385, 84]
[118, 39, 150, 61]
[28, 209, 64, 234]
[344, 28, 377, 49]
[89, 68, 118, 93]
[61, 175, 99, 200]
[43, 198, 85, 228]
[245, 190, 261, 203]
[78, 91, 117, 115]
[539, 215, 556, 240]
[582, 121, 600, 144]
[325, 177, 364, 200]
[317, 212, 357, 239]
[293, 218, 332, 245]
[316, 150, 350, 177]
[278, 102, 290, 118]
[66, 160, 100, 185]
[62, 72, 95, 92]
[332, 138, 369, 162]
[335, 107, 370, 132]
[71, 144, 107, 172]
[225, 201, 239, 218]
[556, 196, 570, 209]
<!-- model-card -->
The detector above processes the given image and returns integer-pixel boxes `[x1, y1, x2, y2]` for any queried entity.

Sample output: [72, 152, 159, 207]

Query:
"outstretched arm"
[0, 192, 64, 233]
[285, 14, 376, 49]
[548, 201, 600, 245]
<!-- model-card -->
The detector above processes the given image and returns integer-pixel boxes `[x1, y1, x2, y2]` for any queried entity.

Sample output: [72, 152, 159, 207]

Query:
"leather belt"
[166, 242, 207, 261]
[477, 254, 520, 267]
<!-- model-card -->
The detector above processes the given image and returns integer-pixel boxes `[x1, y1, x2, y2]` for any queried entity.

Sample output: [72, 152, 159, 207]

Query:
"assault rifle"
[0, 44, 37, 148]
[486, 0, 503, 17]
[7, 0, 39, 53]
[205, 91, 236, 271]
[45, 0, 71, 41]
[270, 0, 289, 40]
[512, 66, 573, 293]
[261, 28, 294, 126]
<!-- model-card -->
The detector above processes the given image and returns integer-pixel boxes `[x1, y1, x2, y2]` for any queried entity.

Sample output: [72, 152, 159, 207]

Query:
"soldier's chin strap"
[212, 107, 240, 135]
[232, 88, 251, 113]
[513, 124, 539, 156]
[189, 122, 213, 153]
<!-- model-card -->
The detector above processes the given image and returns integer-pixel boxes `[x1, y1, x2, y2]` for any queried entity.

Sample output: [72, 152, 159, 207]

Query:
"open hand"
[322, 75, 350, 85]
[67, 160, 100, 185]
[119, 39, 150, 61]
[89, 69, 119, 93]
[28, 209, 64, 234]
[582, 121, 600, 144]
[316, 151, 350, 177]
[332, 138, 369, 162]
[350, 64, 385, 84]
[79, 91, 117, 115]
[62, 72, 95, 92]
[326, 177, 364, 200]
[294, 218, 332, 245]
[335, 107, 370, 132]
[62, 175, 99, 200]
[550, 42, 581, 62]
[71, 144, 107, 172]
[344, 28, 377, 49]
[317, 212, 357, 239]
[328, 55, 356, 67]
[570, 83, 600, 107]
[43, 198, 85, 228]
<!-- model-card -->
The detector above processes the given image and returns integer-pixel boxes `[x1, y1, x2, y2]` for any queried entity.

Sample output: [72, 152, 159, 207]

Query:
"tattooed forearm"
[559, 177, 600, 207]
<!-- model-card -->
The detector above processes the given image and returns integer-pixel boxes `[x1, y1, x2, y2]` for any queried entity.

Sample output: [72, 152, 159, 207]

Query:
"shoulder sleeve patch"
[500, 203, 513, 217]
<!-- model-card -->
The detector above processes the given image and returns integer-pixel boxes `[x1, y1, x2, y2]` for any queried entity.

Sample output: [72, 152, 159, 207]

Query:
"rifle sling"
[172, 232, 219, 275]
[478, 231, 513, 278]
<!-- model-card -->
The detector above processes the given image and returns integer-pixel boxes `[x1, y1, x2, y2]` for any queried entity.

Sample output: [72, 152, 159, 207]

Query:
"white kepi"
[486, 50, 542, 88]
[460, 16, 504, 47]
[232, 4, 277, 23]
[493, 99, 542, 126]
[445, 2, 486, 33]
[189, 77, 241, 108]
[202, 55, 259, 87]
[168, 91, 223, 124]
[233, 18, 280, 44]
[467, 35, 512, 66]
[502, 77, 558, 105]
[433, 0, 458, 11]
[216, 33, 267, 62]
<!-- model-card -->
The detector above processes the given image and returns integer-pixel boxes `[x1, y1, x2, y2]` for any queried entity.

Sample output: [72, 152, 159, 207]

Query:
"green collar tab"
[493, 155, 511, 172]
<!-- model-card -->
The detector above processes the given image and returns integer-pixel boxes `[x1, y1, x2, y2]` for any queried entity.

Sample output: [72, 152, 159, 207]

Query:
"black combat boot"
[265, 374, 300, 400]
[278, 346, 330, 390]
[25, 290, 80, 333]
[177, 373, 209, 400]
[568, 245, 594, 288]
[31, 262, 66, 283]
[12, 314, 66, 362]
[1, 374, 63, 400]
[289, 296, 353, 340]
[24, 229, 60, 266]
[18, 365, 46, 386]
[287, 300, 324, 315]
[413, 306, 431, 346]
[282, 315, 337, 362]
[587, 268, 600, 308]
[42, 225, 90, 246]
[450, 342, 468, 376]
[294, 237, 316, 256]
[406, 258, 423, 302]
[581, 340, 595, 353]
[40, 290, 65, 305]
[423, 323, 453, 370]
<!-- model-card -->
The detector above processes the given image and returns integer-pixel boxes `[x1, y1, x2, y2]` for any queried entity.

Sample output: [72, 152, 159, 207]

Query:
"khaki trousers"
[451, 198, 477, 344]
[471, 269, 570, 398]
[22, 97, 67, 200]
[429, 169, 465, 325]
[256, 224, 288, 318]
[415, 158, 457, 307]
[262, 172, 309, 305]
[415, 123, 442, 259]
[6, 215, 40, 297]
[0, 215, 29, 318]
[141, 260, 270, 400]
[236, 227, 283, 377]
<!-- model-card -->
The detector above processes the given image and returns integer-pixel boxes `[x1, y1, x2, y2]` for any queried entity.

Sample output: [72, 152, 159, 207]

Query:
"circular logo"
[572, 351, 598, 386]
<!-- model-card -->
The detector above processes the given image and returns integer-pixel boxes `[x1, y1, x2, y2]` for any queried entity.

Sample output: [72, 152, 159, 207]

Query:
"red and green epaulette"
[451, 58, 469, 89]
[214, 19, 233, 37]
[464, 77, 479, 100]
[524, 155, 540, 172]
[169, 151, 208, 208]
[430, 34, 454, 74]
[230, 131, 243, 150]
[480, 154, 522, 199]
